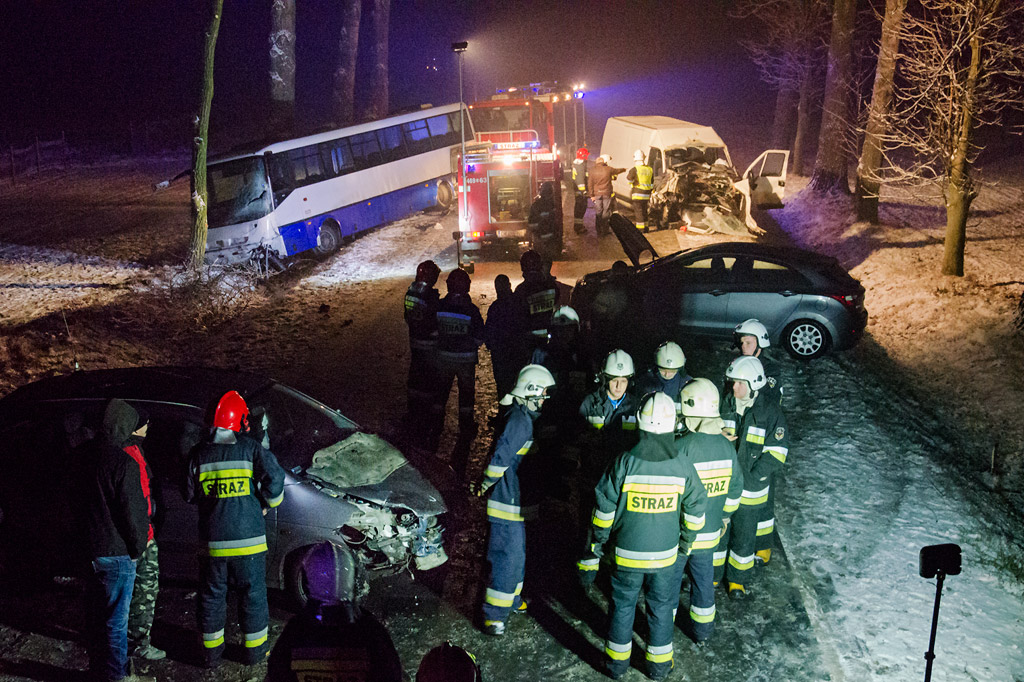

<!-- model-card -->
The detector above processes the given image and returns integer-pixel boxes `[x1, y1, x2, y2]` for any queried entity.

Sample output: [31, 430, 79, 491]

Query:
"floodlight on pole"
[452, 41, 469, 261]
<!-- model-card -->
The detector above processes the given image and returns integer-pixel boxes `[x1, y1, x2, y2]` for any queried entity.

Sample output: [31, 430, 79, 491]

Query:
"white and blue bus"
[205, 103, 471, 265]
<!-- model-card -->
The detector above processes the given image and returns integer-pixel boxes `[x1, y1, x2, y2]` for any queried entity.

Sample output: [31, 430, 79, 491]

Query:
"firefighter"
[719, 356, 789, 599]
[675, 378, 743, 643]
[578, 392, 707, 681]
[417, 642, 483, 682]
[634, 341, 692, 418]
[527, 181, 561, 263]
[588, 154, 627, 237]
[434, 268, 485, 454]
[514, 249, 559, 348]
[733, 318, 783, 565]
[472, 365, 555, 637]
[405, 260, 441, 441]
[574, 349, 639, 547]
[571, 147, 590, 235]
[484, 274, 529, 401]
[185, 390, 286, 668]
[626, 149, 654, 231]
[267, 542, 402, 682]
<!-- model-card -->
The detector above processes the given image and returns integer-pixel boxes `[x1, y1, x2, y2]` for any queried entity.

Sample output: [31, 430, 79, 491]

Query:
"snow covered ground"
[1, 160, 1023, 681]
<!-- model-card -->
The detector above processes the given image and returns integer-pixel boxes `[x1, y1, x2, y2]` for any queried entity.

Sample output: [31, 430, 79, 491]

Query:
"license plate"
[496, 229, 526, 238]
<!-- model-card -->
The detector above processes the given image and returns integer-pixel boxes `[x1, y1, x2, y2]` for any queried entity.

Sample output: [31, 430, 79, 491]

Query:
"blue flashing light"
[466, 164, 476, 173]
[573, 91, 585, 99]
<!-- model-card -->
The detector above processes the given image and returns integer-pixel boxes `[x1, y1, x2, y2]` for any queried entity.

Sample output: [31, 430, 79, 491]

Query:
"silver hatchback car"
[571, 214, 868, 359]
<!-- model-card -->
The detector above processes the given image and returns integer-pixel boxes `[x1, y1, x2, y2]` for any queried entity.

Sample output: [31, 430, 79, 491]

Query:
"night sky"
[1, 1, 769, 155]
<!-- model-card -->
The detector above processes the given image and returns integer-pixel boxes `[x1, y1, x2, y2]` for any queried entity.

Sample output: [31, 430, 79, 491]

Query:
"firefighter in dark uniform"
[514, 250, 559, 350]
[473, 365, 555, 637]
[405, 260, 441, 439]
[484, 274, 530, 401]
[434, 268, 485, 454]
[417, 642, 483, 682]
[267, 542, 402, 682]
[527, 181, 562, 263]
[574, 349, 639, 543]
[719, 356, 789, 599]
[675, 378, 743, 643]
[185, 390, 286, 667]
[634, 341, 692, 420]
[571, 147, 590, 234]
[733, 318, 784, 565]
[577, 392, 707, 681]
[626, 149, 654, 231]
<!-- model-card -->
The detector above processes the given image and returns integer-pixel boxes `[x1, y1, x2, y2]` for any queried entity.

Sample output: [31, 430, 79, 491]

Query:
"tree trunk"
[360, 0, 390, 120]
[941, 29, 983, 277]
[771, 82, 800, 150]
[809, 0, 857, 193]
[269, 0, 296, 134]
[855, 0, 907, 223]
[188, 0, 223, 274]
[331, 0, 361, 125]
[792, 71, 813, 176]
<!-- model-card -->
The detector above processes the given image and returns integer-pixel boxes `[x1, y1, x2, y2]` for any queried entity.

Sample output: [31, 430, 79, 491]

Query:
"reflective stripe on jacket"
[676, 432, 744, 552]
[627, 164, 654, 201]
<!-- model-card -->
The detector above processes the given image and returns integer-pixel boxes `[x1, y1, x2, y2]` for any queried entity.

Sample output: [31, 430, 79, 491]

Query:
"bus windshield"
[208, 157, 274, 228]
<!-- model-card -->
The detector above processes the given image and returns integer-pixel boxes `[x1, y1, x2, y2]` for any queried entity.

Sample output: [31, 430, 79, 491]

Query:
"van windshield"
[665, 146, 729, 169]
[207, 157, 273, 228]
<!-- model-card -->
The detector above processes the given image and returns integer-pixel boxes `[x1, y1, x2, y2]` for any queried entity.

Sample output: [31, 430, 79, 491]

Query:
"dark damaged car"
[571, 214, 868, 359]
[0, 367, 447, 603]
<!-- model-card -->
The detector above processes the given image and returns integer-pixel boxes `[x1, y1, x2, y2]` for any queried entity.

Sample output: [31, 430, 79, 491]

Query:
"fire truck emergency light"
[573, 91, 585, 99]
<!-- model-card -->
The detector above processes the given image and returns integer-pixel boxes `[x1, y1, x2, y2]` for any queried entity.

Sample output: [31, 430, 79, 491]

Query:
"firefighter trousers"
[756, 474, 777, 555]
[407, 346, 437, 417]
[198, 554, 269, 666]
[482, 521, 525, 627]
[606, 566, 678, 679]
[724, 502, 762, 586]
[573, 194, 588, 234]
[673, 550, 716, 641]
[433, 358, 477, 435]
[632, 199, 649, 230]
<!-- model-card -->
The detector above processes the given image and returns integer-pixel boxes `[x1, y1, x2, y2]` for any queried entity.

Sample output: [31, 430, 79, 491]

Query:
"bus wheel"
[436, 180, 455, 213]
[315, 222, 343, 256]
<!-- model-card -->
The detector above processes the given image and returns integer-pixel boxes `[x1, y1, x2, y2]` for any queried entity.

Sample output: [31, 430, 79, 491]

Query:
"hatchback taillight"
[830, 292, 863, 310]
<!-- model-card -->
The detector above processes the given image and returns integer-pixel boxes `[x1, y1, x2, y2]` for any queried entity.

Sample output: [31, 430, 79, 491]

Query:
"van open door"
[743, 150, 790, 209]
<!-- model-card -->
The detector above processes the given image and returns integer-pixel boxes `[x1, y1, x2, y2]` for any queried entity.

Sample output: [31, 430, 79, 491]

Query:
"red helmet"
[576, 146, 590, 160]
[213, 390, 249, 432]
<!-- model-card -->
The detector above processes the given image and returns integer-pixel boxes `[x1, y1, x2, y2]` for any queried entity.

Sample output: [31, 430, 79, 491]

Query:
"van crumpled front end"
[648, 160, 752, 235]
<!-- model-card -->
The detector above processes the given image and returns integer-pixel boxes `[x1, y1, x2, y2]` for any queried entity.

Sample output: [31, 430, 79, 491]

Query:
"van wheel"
[782, 320, 830, 360]
[315, 222, 343, 256]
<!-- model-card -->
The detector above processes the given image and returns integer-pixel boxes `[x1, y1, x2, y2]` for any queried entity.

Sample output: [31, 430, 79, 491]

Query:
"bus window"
[288, 145, 326, 186]
[322, 139, 355, 176]
[449, 111, 468, 141]
[377, 125, 408, 163]
[268, 154, 297, 206]
[349, 132, 383, 170]
[426, 115, 458, 149]
[208, 156, 274, 227]
[402, 119, 431, 155]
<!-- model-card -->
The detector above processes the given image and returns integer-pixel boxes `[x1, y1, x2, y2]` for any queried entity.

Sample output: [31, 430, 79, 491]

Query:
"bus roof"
[210, 102, 466, 165]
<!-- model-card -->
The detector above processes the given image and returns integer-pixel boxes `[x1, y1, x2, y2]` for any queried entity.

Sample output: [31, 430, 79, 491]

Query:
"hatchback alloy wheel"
[784, 320, 829, 359]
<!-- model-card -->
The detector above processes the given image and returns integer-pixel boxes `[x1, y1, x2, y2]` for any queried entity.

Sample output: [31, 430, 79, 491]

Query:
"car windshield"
[665, 146, 729, 168]
[246, 383, 360, 472]
[207, 156, 273, 228]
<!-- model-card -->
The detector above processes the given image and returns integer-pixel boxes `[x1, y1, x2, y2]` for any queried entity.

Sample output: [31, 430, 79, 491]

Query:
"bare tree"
[855, 0, 909, 222]
[269, 0, 296, 134]
[360, 0, 390, 120]
[875, 0, 1024, 275]
[331, 0, 361, 125]
[809, 0, 859, 192]
[188, 0, 224, 273]
[734, 0, 830, 171]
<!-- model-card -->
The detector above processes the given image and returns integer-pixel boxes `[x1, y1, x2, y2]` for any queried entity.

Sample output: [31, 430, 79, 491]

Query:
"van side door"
[743, 150, 790, 209]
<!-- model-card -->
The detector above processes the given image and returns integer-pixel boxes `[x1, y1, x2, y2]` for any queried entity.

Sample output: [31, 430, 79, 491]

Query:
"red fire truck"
[455, 87, 565, 265]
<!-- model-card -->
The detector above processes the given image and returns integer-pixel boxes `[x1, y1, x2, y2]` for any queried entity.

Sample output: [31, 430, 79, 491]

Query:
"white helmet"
[637, 392, 677, 434]
[500, 364, 556, 406]
[680, 378, 720, 418]
[603, 349, 634, 378]
[633, 149, 645, 162]
[597, 154, 611, 164]
[655, 341, 685, 370]
[734, 318, 770, 349]
[725, 355, 766, 391]
[550, 305, 580, 328]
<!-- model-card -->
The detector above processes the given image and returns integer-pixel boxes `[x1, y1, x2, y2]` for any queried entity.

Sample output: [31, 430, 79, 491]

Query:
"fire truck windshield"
[471, 105, 551, 148]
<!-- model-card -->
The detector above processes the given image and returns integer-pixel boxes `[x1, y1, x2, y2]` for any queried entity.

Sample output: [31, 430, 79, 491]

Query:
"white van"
[599, 116, 789, 233]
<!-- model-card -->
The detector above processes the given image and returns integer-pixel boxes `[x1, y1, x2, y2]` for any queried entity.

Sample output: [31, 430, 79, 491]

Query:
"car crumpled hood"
[304, 431, 446, 516]
[610, 213, 659, 267]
